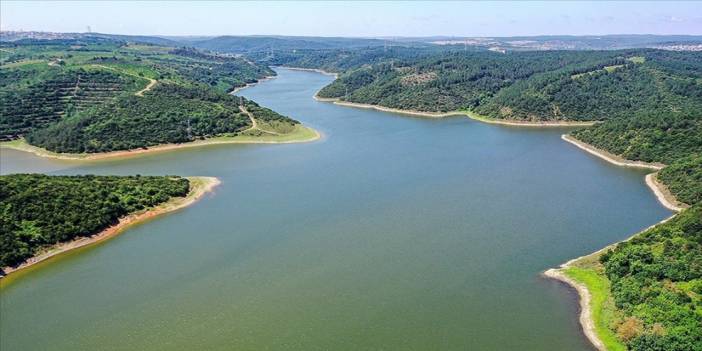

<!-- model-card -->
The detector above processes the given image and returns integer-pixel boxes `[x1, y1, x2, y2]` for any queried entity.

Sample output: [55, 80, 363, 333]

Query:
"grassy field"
[564, 263, 627, 351]
[211, 124, 320, 143]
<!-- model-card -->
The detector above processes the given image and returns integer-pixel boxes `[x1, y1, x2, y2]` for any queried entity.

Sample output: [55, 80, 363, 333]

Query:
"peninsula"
[0, 174, 220, 278]
[0, 39, 319, 160]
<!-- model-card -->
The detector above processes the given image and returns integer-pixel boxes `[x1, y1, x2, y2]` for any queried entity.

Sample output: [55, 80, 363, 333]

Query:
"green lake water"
[0, 68, 671, 350]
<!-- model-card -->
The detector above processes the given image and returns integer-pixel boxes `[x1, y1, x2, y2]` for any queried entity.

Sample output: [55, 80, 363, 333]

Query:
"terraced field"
[0, 69, 143, 140]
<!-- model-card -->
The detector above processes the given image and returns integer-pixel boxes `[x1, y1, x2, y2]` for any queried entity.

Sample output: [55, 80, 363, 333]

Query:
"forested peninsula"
[0, 174, 219, 277]
[0, 38, 318, 159]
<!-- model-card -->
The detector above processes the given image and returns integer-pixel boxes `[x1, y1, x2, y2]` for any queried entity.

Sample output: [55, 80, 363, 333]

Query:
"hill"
[313, 49, 702, 121]
[0, 37, 309, 154]
[184, 35, 398, 53]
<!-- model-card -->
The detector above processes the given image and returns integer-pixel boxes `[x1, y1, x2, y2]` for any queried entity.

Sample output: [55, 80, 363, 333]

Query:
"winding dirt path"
[240, 105, 258, 130]
[92, 64, 157, 96]
[135, 77, 157, 96]
[238, 105, 282, 135]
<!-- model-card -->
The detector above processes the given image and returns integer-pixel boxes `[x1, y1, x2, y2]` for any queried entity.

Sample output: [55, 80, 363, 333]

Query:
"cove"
[0, 68, 671, 351]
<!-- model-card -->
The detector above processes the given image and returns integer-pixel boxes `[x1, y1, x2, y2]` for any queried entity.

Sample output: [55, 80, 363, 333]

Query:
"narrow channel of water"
[0, 68, 670, 350]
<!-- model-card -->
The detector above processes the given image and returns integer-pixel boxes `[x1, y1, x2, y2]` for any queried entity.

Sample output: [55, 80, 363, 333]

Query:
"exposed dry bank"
[561, 135, 664, 170]
[0, 176, 220, 279]
[314, 95, 597, 127]
[275, 66, 339, 78]
[229, 75, 277, 94]
[561, 134, 685, 212]
[0, 125, 320, 161]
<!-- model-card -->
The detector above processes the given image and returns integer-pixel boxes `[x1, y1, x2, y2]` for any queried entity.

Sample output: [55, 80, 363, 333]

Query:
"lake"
[0, 68, 671, 350]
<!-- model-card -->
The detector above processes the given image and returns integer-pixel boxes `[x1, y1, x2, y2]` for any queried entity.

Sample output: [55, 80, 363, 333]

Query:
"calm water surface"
[0, 69, 671, 350]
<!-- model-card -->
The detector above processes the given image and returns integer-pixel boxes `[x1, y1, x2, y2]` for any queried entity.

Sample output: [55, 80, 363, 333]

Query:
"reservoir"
[0, 68, 671, 350]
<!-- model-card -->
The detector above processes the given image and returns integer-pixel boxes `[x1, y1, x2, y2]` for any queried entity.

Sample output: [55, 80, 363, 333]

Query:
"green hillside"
[312, 49, 702, 121]
[0, 38, 305, 153]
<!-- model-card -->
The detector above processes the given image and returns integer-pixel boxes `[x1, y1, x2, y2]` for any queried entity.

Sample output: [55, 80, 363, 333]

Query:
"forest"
[598, 205, 702, 351]
[0, 38, 299, 153]
[26, 83, 253, 153]
[308, 49, 702, 122]
[0, 174, 190, 268]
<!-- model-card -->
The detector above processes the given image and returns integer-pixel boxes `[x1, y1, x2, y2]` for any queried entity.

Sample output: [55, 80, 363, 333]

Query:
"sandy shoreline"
[645, 173, 686, 212]
[274, 66, 339, 77]
[229, 75, 277, 94]
[0, 176, 221, 279]
[0, 127, 320, 161]
[314, 96, 461, 117]
[543, 268, 606, 351]
[561, 134, 664, 170]
[314, 95, 597, 126]
[561, 134, 684, 211]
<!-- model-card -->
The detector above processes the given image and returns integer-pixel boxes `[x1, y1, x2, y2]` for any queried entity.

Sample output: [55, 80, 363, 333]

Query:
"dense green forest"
[658, 157, 702, 206]
[0, 174, 190, 268]
[24, 83, 285, 153]
[309, 49, 702, 122]
[0, 38, 299, 153]
[598, 205, 702, 351]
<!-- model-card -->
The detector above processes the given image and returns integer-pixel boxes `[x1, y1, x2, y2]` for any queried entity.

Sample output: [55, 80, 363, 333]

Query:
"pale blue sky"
[1, 1, 700, 37]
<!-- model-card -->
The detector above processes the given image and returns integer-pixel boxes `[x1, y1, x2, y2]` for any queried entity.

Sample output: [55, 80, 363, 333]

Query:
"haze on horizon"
[1, 0, 701, 38]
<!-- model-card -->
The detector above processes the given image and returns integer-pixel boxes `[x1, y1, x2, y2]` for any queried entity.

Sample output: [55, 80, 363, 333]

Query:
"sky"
[1, 1, 700, 37]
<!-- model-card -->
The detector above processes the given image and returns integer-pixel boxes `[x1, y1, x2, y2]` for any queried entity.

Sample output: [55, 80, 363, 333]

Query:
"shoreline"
[543, 268, 606, 351]
[561, 133, 684, 211]
[0, 176, 221, 279]
[644, 173, 687, 212]
[0, 126, 320, 161]
[546, 135, 686, 350]
[313, 95, 597, 126]
[229, 74, 277, 94]
[561, 134, 664, 170]
[542, 212, 677, 351]
[274, 66, 339, 77]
